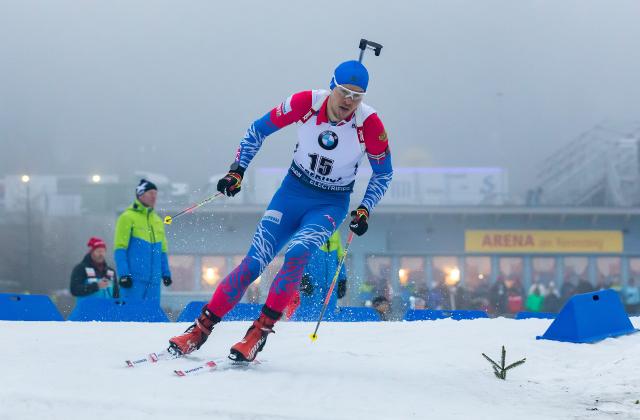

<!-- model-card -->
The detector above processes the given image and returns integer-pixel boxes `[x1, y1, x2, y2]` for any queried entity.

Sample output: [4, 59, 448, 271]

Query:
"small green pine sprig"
[482, 345, 526, 380]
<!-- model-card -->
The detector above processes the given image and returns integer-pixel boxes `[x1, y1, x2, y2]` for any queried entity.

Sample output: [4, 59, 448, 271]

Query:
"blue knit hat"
[330, 60, 369, 92]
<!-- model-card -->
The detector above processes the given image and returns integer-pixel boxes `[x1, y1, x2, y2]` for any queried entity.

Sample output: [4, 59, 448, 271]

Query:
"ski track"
[1, 318, 639, 420]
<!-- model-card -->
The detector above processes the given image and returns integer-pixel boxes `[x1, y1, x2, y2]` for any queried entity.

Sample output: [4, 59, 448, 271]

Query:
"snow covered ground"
[1, 317, 640, 420]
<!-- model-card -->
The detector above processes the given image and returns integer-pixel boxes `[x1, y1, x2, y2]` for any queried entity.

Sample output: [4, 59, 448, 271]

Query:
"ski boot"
[168, 305, 220, 355]
[229, 307, 281, 362]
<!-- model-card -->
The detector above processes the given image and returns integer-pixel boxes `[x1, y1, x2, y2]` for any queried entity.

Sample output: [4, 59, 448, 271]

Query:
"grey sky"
[1, 0, 639, 195]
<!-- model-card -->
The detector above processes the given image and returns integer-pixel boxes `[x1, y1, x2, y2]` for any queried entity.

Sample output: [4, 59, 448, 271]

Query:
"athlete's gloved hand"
[337, 279, 347, 299]
[162, 276, 172, 287]
[349, 206, 369, 236]
[119, 275, 133, 289]
[300, 274, 314, 296]
[216, 167, 244, 197]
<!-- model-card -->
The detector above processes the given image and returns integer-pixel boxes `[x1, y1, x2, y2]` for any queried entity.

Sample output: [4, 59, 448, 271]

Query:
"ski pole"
[163, 192, 224, 225]
[310, 231, 354, 342]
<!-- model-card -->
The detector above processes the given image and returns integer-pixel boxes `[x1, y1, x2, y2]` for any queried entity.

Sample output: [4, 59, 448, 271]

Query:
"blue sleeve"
[360, 151, 393, 212]
[114, 249, 130, 277]
[161, 252, 171, 277]
[236, 112, 281, 169]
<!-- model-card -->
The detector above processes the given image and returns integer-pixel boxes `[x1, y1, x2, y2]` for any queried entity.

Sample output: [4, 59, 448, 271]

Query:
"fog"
[1, 0, 640, 194]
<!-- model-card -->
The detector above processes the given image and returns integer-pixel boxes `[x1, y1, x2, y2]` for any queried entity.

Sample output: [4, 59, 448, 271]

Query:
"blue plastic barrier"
[403, 309, 489, 321]
[0, 293, 64, 321]
[176, 301, 205, 322]
[288, 305, 322, 322]
[537, 289, 639, 343]
[328, 306, 380, 322]
[67, 298, 169, 322]
[515, 311, 557, 320]
[287, 306, 381, 322]
[225, 303, 262, 321]
[176, 302, 262, 322]
[177, 303, 381, 323]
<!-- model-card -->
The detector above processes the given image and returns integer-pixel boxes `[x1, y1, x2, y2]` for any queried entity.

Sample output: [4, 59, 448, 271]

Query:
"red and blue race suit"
[207, 90, 393, 316]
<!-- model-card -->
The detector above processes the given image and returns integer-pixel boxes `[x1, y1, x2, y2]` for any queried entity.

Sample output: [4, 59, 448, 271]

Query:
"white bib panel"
[289, 90, 376, 191]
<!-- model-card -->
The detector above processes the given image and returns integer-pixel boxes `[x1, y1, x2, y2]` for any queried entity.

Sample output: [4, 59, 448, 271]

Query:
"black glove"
[216, 166, 244, 197]
[349, 206, 369, 236]
[119, 275, 133, 289]
[337, 279, 347, 299]
[162, 276, 172, 287]
[300, 273, 314, 296]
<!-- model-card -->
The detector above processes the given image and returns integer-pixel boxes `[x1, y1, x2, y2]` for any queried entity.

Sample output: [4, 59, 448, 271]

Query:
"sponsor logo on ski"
[185, 366, 204, 374]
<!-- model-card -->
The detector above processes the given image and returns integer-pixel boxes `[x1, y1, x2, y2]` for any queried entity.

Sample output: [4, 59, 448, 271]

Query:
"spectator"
[114, 179, 172, 301]
[358, 279, 375, 306]
[245, 283, 261, 304]
[409, 295, 426, 310]
[560, 276, 577, 304]
[489, 275, 508, 315]
[371, 295, 391, 321]
[70, 237, 117, 299]
[412, 283, 429, 305]
[506, 278, 524, 314]
[468, 282, 491, 312]
[528, 279, 547, 297]
[623, 277, 640, 314]
[609, 276, 623, 293]
[542, 282, 563, 313]
[525, 284, 545, 312]
[574, 278, 594, 295]
[451, 283, 471, 310]
[426, 279, 449, 310]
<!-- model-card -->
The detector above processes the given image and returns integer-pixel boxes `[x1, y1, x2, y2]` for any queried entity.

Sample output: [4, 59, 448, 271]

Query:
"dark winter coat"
[542, 293, 563, 313]
[489, 281, 508, 314]
[574, 279, 594, 295]
[70, 253, 118, 298]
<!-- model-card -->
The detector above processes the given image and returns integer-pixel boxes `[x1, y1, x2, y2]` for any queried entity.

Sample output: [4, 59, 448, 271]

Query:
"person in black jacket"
[70, 237, 118, 299]
[489, 275, 509, 315]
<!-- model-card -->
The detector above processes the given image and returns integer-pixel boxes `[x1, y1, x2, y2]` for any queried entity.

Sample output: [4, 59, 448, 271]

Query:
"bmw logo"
[318, 130, 339, 150]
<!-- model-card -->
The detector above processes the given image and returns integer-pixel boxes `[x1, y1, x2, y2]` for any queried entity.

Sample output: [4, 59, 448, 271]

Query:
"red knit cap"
[87, 236, 106, 252]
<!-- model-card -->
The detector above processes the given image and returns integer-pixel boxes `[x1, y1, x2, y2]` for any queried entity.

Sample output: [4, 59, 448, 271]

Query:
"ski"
[174, 358, 262, 377]
[124, 350, 179, 368]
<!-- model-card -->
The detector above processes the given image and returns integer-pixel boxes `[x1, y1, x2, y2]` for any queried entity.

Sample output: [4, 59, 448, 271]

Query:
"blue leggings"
[208, 175, 350, 317]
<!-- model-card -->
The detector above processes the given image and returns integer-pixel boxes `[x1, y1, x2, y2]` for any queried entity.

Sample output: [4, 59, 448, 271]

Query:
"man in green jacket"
[114, 179, 172, 301]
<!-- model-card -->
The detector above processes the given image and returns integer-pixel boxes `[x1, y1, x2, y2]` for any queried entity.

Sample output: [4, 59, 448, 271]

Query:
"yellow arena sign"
[465, 230, 623, 253]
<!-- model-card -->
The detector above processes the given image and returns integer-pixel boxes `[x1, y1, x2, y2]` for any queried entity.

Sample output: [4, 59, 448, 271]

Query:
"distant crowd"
[68, 178, 640, 320]
[360, 275, 640, 320]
